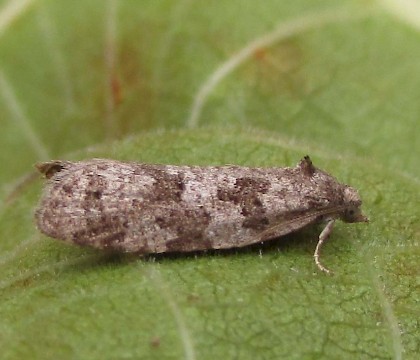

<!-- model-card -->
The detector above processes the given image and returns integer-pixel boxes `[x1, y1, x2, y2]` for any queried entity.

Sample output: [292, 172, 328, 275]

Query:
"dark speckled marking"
[62, 183, 73, 194]
[143, 166, 185, 202]
[155, 208, 211, 238]
[235, 177, 270, 193]
[217, 176, 270, 228]
[163, 208, 212, 252]
[217, 177, 270, 204]
[86, 190, 102, 200]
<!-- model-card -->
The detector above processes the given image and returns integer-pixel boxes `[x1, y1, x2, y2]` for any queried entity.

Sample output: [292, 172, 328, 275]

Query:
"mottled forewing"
[36, 159, 346, 253]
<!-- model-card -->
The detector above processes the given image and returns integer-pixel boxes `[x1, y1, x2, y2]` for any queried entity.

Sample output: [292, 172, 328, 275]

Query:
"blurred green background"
[0, 0, 419, 359]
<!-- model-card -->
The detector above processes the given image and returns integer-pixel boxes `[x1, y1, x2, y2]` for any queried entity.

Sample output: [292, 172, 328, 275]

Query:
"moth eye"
[341, 207, 362, 223]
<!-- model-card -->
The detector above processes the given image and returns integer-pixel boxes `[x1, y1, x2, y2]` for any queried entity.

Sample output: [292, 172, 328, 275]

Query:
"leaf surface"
[0, 1, 419, 359]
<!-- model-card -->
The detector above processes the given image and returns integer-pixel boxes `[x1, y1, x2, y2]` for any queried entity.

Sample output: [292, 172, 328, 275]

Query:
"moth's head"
[341, 186, 369, 223]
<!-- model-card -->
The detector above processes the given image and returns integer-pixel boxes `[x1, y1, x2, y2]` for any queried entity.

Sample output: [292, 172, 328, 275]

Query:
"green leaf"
[0, 1, 419, 359]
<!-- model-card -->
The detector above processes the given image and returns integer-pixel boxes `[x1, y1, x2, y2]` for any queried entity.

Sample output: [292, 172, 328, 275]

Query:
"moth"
[35, 156, 368, 273]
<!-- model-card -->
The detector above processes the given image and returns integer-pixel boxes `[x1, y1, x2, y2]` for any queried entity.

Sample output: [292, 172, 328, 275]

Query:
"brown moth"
[34, 156, 368, 273]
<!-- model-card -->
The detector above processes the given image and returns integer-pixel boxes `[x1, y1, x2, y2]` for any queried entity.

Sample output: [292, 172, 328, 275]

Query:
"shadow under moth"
[35, 156, 368, 274]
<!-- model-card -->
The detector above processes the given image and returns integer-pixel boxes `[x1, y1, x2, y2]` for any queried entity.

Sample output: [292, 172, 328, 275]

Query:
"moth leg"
[314, 219, 335, 274]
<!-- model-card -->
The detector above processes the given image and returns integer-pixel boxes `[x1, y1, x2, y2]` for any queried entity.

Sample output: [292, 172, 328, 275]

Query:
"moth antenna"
[314, 219, 335, 274]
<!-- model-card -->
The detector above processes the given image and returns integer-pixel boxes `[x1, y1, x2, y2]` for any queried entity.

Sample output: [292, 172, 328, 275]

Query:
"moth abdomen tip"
[35, 160, 70, 179]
